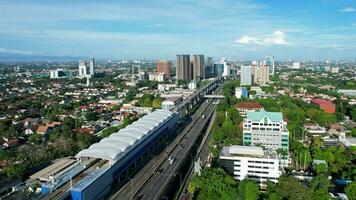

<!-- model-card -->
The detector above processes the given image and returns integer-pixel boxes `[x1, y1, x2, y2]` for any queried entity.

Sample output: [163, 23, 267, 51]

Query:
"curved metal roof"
[76, 110, 175, 163]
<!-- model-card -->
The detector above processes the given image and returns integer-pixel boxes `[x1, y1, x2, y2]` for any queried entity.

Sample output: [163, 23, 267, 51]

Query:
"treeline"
[209, 80, 243, 157]
[0, 117, 97, 181]
[137, 94, 163, 108]
[188, 167, 356, 200]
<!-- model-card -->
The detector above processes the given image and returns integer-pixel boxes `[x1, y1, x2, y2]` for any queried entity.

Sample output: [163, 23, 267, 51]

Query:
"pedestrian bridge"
[203, 95, 225, 99]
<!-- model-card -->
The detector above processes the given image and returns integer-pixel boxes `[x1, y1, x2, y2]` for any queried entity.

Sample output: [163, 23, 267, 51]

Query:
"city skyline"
[0, 0, 355, 60]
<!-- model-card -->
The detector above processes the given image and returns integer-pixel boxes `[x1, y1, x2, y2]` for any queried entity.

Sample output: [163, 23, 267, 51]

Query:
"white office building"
[292, 62, 300, 69]
[240, 65, 252, 86]
[243, 111, 289, 151]
[222, 61, 230, 77]
[148, 72, 166, 82]
[220, 145, 281, 184]
[78, 61, 88, 78]
[331, 67, 339, 74]
[161, 97, 182, 111]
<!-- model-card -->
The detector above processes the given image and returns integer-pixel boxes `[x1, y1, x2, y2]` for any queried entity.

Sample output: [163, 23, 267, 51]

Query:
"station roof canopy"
[76, 110, 174, 163]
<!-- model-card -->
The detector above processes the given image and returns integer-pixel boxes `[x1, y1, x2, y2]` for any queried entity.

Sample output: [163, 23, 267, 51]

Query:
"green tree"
[245, 181, 259, 200]
[351, 107, 356, 122]
[188, 168, 238, 200]
[152, 97, 162, 108]
[315, 163, 328, 174]
[28, 134, 43, 145]
[125, 87, 137, 101]
[143, 98, 152, 107]
[85, 111, 99, 121]
[276, 175, 310, 200]
[101, 126, 120, 138]
[346, 182, 356, 200]
[309, 174, 332, 199]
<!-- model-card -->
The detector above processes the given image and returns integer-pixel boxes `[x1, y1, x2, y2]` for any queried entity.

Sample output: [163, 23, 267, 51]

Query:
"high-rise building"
[220, 145, 281, 184]
[214, 63, 224, 77]
[243, 111, 289, 151]
[207, 57, 213, 66]
[156, 60, 172, 79]
[240, 65, 252, 86]
[192, 55, 205, 81]
[205, 57, 214, 78]
[89, 57, 95, 76]
[78, 61, 87, 77]
[252, 63, 269, 84]
[176, 55, 190, 81]
[50, 69, 73, 79]
[265, 56, 274, 75]
[222, 61, 230, 77]
[189, 61, 194, 80]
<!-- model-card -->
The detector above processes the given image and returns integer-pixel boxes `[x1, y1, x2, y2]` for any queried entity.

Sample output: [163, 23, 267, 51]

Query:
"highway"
[109, 99, 214, 200]
[176, 109, 217, 200]
[172, 77, 222, 113]
[132, 101, 216, 200]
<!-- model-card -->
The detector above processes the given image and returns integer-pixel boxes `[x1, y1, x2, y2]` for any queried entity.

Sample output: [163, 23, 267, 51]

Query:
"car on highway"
[168, 156, 175, 165]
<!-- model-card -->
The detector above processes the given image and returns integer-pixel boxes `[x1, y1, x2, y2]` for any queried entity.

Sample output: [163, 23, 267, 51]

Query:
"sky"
[0, 0, 355, 61]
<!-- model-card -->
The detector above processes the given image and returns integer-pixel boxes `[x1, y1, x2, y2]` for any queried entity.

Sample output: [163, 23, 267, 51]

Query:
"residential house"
[236, 102, 263, 117]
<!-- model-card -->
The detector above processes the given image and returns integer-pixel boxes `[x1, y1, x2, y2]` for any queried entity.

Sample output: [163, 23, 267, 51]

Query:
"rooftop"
[236, 102, 263, 109]
[246, 110, 283, 122]
[311, 98, 334, 105]
[220, 145, 278, 159]
[76, 110, 174, 163]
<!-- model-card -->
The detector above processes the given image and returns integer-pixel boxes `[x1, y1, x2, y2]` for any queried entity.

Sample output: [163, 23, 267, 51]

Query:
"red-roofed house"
[236, 102, 263, 117]
[75, 127, 96, 135]
[79, 105, 89, 112]
[36, 122, 62, 135]
[311, 98, 335, 113]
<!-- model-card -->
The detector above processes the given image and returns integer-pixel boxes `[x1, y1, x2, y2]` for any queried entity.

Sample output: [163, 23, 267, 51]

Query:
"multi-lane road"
[133, 101, 216, 200]
[110, 99, 216, 200]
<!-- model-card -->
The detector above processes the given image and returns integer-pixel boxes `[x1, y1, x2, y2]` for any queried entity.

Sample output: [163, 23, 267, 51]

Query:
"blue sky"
[0, 0, 355, 60]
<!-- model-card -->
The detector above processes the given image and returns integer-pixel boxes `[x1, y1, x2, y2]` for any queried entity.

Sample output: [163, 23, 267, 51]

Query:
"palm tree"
[277, 148, 289, 167]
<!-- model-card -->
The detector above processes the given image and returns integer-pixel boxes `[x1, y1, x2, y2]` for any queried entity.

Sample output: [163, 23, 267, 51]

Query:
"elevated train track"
[110, 100, 213, 199]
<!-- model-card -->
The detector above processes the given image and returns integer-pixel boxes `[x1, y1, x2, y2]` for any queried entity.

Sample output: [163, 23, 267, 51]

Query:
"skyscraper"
[78, 61, 87, 77]
[240, 65, 252, 86]
[156, 60, 172, 79]
[252, 63, 269, 84]
[192, 54, 205, 81]
[222, 60, 230, 77]
[176, 55, 190, 81]
[189, 61, 194, 80]
[89, 57, 95, 76]
[205, 57, 214, 78]
[214, 63, 224, 77]
[265, 56, 274, 75]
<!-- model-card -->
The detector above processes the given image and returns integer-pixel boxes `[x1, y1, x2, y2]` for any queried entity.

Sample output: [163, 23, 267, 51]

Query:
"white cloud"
[236, 36, 261, 45]
[338, 7, 355, 12]
[0, 48, 37, 55]
[265, 31, 287, 45]
[235, 31, 288, 46]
